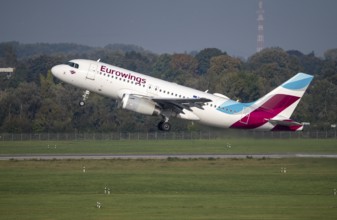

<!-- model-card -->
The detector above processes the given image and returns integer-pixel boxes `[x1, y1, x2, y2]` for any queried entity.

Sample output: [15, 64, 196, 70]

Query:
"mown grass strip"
[0, 139, 336, 155]
[0, 158, 337, 219]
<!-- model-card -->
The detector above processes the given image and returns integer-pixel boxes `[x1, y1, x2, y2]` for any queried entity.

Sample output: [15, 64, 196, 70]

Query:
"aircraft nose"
[51, 65, 64, 78]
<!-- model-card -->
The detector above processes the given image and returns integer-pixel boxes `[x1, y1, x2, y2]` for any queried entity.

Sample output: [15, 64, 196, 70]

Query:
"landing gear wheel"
[79, 90, 90, 107]
[79, 101, 85, 107]
[158, 121, 171, 131]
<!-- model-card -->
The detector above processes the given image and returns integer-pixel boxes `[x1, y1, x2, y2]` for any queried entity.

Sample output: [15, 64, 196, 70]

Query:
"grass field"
[0, 138, 337, 155]
[0, 158, 337, 219]
[0, 139, 336, 219]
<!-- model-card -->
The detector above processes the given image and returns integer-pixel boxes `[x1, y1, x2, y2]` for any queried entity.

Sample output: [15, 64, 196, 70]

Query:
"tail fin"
[231, 73, 313, 131]
[254, 73, 314, 118]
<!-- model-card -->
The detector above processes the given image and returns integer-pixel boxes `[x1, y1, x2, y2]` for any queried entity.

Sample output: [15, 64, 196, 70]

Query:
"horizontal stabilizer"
[269, 119, 303, 131]
[268, 119, 302, 127]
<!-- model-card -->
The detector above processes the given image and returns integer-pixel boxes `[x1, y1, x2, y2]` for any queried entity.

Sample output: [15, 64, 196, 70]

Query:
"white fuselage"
[52, 59, 312, 131]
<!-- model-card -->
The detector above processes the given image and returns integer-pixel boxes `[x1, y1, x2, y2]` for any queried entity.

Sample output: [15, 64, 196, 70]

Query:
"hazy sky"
[1, 0, 337, 58]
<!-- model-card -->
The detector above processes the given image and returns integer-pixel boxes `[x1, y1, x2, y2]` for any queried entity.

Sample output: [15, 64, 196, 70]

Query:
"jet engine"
[121, 94, 161, 116]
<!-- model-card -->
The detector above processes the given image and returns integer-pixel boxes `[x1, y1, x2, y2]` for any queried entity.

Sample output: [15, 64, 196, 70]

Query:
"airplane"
[51, 59, 313, 131]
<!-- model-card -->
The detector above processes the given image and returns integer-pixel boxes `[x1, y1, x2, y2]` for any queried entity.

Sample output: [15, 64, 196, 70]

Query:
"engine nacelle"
[121, 94, 161, 116]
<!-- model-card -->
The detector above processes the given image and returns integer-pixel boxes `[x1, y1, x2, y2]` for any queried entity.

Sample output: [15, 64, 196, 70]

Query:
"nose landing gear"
[79, 90, 90, 106]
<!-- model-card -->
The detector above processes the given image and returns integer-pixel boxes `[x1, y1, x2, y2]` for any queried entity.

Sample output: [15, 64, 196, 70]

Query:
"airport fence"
[0, 130, 336, 141]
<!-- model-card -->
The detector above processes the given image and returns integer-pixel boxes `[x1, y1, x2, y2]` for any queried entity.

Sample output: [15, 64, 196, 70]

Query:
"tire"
[159, 122, 171, 131]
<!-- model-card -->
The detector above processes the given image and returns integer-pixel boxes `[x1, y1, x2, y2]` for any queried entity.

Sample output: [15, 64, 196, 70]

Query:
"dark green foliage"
[0, 43, 336, 132]
[195, 48, 224, 74]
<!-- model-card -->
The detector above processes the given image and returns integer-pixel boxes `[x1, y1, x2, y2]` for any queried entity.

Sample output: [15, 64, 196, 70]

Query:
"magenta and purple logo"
[100, 65, 146, 84]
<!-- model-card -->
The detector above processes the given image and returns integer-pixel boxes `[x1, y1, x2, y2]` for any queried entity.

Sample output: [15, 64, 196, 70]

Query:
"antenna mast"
[256, 0, 264, 53]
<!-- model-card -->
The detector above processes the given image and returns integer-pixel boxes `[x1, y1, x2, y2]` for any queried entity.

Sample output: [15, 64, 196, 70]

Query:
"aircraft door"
[87, 64, 97, 80]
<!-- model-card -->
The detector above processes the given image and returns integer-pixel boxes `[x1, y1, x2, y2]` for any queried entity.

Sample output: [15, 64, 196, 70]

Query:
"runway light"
[104, 187, 110, 195]
[96, 201, 102, 208]
[83, 166, 86, 173]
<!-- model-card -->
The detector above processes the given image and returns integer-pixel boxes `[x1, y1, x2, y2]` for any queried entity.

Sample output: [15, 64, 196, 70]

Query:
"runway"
[1, 153, 337, 160]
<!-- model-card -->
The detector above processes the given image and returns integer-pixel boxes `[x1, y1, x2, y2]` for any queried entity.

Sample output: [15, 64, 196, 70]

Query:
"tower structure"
[256, 0, 264, 53]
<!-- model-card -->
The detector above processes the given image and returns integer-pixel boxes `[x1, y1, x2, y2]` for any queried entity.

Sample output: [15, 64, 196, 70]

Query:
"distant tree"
[0, 82, 40, 132]
[305, 79, 337, 129]
[104, 43, 149, 54]
[227, 72, 262, 102]
[287, 50, 322, 76]
[195, 48, 224, 75]
[248, 48, 301, 93]
[324, 48, 337, 61]
[0, 43, 17, 67]
[33, 71, 73, 132]
[95, 50, 125, 67]
[151, 54, 172, 78]
[320, 62, 337, 85]
[123, 51, 154, 73]
[169, 54, 199, 87]
[206, 54, 242, 93]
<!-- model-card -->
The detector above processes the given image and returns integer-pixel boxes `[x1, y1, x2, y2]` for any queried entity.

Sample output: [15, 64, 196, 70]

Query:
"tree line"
[0, 42, 336, 132]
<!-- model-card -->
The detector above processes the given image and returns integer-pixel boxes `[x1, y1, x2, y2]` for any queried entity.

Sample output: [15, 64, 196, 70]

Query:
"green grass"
[0, 139, 336, 219]
[0, 158, 337, 219]
[0, 139, 336, 155]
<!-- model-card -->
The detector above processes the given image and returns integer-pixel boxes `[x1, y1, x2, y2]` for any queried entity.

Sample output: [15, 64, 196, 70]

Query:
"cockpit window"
[66, 62, 79, 69]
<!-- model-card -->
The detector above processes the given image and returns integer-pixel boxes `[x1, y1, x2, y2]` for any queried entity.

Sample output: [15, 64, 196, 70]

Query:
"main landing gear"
[79, 90, 90, 106]
[157, 116, 171, 131]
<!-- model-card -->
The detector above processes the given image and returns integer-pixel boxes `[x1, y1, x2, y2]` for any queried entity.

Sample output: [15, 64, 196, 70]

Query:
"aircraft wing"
[152, 97, 212, 114]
